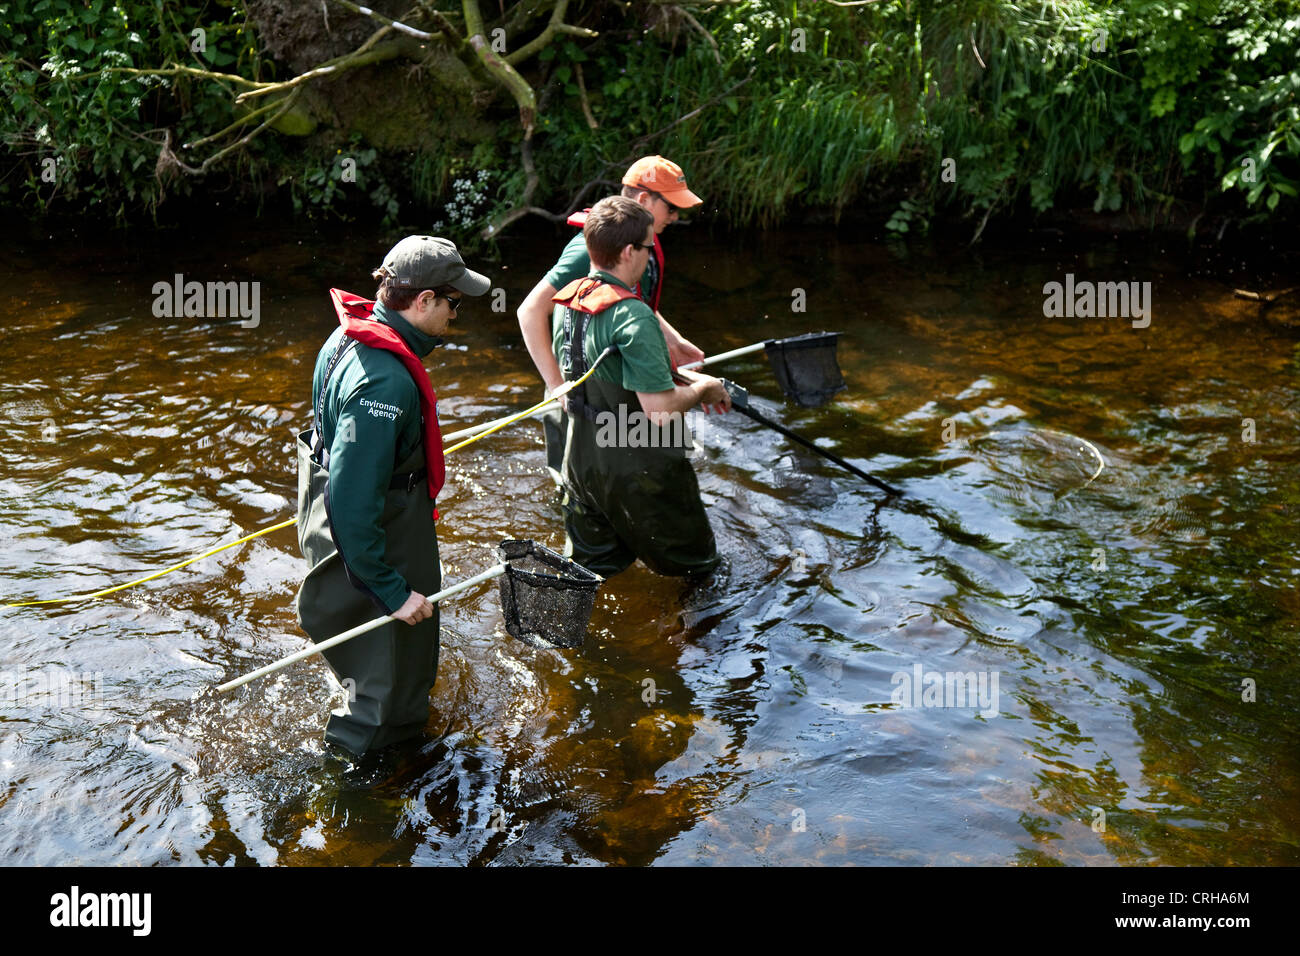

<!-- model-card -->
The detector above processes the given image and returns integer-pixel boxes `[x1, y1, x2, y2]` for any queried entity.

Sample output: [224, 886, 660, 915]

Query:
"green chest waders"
[542, 404, 567, 488]
[294, 341, 442, 755]
[559, 309, 719, 579]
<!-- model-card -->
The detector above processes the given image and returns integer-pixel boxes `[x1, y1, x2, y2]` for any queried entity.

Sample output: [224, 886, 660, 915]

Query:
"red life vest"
[565, 208, 664, 313]
[328, 288, 445, 517]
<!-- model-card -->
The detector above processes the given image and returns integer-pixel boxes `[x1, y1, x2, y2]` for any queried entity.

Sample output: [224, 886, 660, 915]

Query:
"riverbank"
[4, 1, 1297, 246]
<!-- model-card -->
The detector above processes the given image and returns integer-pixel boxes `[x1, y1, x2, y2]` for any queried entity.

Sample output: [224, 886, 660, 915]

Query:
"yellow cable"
[4, 517, 300, 608]
[443, 394, 555, 455]
[5, 354, 611, 608]
[444, 351, 608, 454]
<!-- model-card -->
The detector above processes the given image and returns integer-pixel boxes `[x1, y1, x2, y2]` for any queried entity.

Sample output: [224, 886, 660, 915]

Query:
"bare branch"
[69, 64, 263, 89]
[235, 28, 407, 103]
[494, 0, 552, 37]
[159, 88, 304, 177]
[183, 95, 289, 150]
[486, 70, 756, 240]
[677, 6, 722, 65]
[463, 0, 537, 132]
[506, 0, 598, 66]
[626, 69, 753, 152]
[1234, 286, 1299, 305]
[563, 177, 621, 217]
[485, 204, 566, 233]
[483, 134, 564, 238]
[574, 62, 598, 129]
[327, 0, 443, 40]
[970, 28, 986, 69]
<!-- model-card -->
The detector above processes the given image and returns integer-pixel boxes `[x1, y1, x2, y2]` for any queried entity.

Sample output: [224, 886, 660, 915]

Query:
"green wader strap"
[562, 304, 614, 423]
[313, 336, 357, 462]
[312, 335, 426, 491]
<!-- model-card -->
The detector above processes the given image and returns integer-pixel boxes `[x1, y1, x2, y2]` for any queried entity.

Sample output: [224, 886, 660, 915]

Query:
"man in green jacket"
[295, 236, 489, 755]
[551, 197, 730, 578]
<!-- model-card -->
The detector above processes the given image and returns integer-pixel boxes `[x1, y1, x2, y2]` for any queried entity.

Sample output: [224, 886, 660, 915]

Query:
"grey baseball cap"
[375, 236, 491, 295]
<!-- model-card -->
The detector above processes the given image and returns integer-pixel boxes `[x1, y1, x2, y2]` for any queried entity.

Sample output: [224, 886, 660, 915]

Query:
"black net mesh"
[764, 332, 846, 407]
[497, 540, 601, 648]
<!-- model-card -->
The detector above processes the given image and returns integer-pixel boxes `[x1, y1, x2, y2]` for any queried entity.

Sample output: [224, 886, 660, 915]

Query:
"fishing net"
[764, 332, 846, 407]
[497, 540, 602, 649]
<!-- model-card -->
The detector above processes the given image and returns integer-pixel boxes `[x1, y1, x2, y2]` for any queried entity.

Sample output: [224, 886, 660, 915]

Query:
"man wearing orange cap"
[549, 196, 729, 578]
[516, 156, 706, 482]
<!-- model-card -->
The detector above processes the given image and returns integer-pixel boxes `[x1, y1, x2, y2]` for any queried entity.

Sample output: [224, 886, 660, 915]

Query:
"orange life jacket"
[552, 275, 639, 313]
[551, 276, 640, 421]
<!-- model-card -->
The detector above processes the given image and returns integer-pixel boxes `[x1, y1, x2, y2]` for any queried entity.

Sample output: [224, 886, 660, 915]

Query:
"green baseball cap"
[375, 236, 491, 295]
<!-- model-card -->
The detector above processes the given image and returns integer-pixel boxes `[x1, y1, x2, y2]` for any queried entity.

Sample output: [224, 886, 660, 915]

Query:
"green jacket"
[311, 302, 441, 612]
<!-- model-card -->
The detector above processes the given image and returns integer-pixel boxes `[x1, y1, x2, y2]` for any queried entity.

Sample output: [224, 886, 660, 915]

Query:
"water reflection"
[0, 220, 1296, 865]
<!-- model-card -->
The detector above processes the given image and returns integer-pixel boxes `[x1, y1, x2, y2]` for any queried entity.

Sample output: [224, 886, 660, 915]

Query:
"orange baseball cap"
[622, 155, 702, 208]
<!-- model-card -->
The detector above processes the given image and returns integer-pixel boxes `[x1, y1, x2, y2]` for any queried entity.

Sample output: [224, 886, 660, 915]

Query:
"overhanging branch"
[235, 27, 407, 103]
[462, 0, 540, 132]
[506, 0, 598, 66]
[327, 0, 447, 40]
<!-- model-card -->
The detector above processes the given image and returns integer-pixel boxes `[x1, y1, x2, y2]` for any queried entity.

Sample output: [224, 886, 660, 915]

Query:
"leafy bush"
[0, 0, 263, 214]
[3, 0, 1295, 233]
[527, 0, 1298, 232]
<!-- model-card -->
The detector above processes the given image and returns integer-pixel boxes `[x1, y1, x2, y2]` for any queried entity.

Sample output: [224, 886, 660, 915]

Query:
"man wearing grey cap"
[294, 235, 490, 755]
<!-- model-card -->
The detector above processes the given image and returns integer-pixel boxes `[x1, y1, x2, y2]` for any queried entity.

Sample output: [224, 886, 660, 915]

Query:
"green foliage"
[534, 6, 906, 226]
[886, 197, 929, 235]
[277, 134, 401, 226]
[528, 0, 1298, 233]
[2, 0, 1296, 233]
[912, 0, 1298, 227]
[1172, 27, 1300, 214]
[0, 0, 263, 215]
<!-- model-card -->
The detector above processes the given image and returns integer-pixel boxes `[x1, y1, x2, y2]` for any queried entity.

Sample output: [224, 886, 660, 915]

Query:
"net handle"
[215, 564, 508, 694]
[678, 341, 769, 371]
[441, 346, 615, 446]
[719, 379, 903, 497]
[679, 333, 841, 373]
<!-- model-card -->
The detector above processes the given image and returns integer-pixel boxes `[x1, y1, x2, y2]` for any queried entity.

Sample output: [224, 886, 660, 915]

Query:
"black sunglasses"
[427, 291, 461, 311]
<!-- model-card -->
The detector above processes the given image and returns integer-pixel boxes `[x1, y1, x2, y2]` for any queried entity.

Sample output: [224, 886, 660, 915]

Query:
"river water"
[0, 218, 1296, 866]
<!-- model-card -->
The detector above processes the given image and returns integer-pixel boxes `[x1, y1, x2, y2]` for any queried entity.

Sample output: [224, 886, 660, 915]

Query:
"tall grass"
[531, 0, 1298, 231]
[666, 73, 904, 226]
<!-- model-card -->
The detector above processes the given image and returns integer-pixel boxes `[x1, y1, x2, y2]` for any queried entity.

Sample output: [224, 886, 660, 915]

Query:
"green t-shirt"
[544, 231, 658, 307]
[550, 271, 675, 395]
